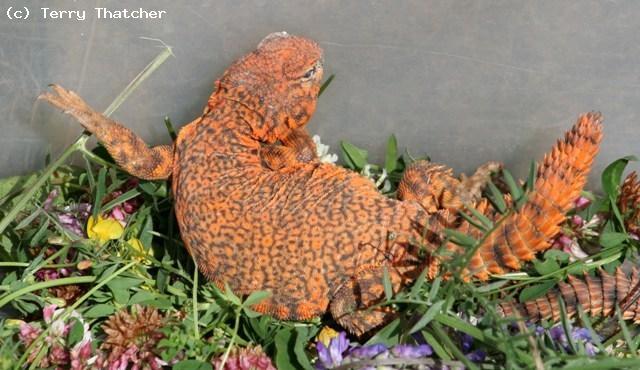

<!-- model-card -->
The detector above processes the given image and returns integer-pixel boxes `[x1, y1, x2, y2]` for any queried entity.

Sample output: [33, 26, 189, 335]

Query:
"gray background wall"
[1, 0, 638, 187]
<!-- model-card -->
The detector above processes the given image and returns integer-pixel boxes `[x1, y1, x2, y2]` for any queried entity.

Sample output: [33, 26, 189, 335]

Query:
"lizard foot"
[39, 84, 99, 132]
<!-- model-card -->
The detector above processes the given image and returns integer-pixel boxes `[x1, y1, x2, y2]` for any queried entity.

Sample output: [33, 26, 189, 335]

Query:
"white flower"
[580, 214, 603, 237]
[312, 135, 338, 164]
[362, 165, 392, 193]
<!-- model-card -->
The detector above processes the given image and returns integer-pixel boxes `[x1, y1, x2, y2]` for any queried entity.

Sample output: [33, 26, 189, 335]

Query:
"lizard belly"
[174, 159, 412, 319]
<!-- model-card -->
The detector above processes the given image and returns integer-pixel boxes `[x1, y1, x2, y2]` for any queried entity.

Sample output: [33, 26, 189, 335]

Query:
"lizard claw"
[39, 84, 96, 129]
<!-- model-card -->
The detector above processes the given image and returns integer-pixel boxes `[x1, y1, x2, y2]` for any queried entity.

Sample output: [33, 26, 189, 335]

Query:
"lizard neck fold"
[208, 83, 296, 144]
[202, 94, 264, 152]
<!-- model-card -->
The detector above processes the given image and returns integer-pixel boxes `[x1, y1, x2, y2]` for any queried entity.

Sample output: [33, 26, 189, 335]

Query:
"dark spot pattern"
[40, 34, 605, 336]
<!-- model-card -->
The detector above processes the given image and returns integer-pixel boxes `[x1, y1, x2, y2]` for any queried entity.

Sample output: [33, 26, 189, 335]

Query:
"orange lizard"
[39, 32, 603, 335]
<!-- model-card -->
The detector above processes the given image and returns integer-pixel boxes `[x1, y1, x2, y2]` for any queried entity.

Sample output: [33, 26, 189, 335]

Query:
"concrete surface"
[1, 0, 639, 187]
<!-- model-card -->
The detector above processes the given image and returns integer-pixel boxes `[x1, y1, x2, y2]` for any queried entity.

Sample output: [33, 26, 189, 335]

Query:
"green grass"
[0, 46, 639, 370]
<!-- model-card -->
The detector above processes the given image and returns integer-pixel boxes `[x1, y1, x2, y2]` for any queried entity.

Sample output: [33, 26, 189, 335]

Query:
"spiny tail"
[466, 112, 603, 279]
[500, 267, 640, 324]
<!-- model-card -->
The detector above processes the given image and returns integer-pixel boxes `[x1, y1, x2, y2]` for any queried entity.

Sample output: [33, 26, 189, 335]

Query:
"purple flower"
[316, 332, 349, 369]
[43, 304, 57, 323]
[574, 196, 591, 209]
[58, 213, 85, 237]
[459, 333, 474, 353]
[391, 344, 433, 358]
[348, 344, 388, 359]
[571, 327, 591, 341]
[70, 341, 92, 370]
[549, 325, 566, 343]
[111, 206, 126, 222]
[19, 322, 42, 345]
[467, 349, 486, 363]
[585, 342, 597, 357]
[49, 344, 70, 365]
[43, 189, 59, 210]
[545, 325, 598, 356]
[556, 235, 573, 249]
[571, 214, 584, 227]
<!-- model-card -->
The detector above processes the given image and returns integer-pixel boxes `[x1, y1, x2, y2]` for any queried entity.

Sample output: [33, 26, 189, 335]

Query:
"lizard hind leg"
[398, 160, 502, 213]
[39, 84, 173, 180]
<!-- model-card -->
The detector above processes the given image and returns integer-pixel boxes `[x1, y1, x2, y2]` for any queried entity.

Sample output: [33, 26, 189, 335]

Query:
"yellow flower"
[317, 326, 339, 347]
[127, 238, 153, 265]
[87, 215, 124, 244]
[4, 319, 25, 328]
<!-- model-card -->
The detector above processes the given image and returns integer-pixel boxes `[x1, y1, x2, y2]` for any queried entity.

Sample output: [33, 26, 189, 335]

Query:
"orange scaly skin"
[500, 267, 640, 324]
[39, 33, 603, 335]
[619, 171, 640, 235]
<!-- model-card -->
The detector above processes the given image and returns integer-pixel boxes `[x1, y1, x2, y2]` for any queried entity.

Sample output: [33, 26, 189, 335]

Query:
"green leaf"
[486, 181, 507, 214]
[444, 229, 477, 248]
[101, 189, 141, 213]
[92, 167, 107, 219]
[473, 279, 508, 293]
[242, 290, 272, 308]
[427, 277, 441, 303]
[147, 297, 173, 310]
[458, 211, 488, 232]
[84, 304, 115, 318]
[525, 161, 536, 192]
[274, 329, 300, 370]
[128, 290, 157, 305]
[544, 249, 570, 264]
[519, 281, 556, 302]
[293, 327, 314, 370]
[164, 116, 178, 141]
[577, 305, 605, 353]
[384, 134, 398, 173]
[340, 141, 368, 170]
[139, 214, 154, 248]
[601, 156, 637, 200]
[173, 360, 213, 370]
[410, 267, 429, 298]
[111, 288, 130, 305]
[224, 283, 242, 306]
[533, 258, 560, 276]
[617, 306, 638, 353]
[365, 318, 401, 346]
[106, 277, 143, 291]
[383, 266, 393, 301]
[29, 218, 50, 247]
[409, 300, 445, 334]
[502, 169, 523, 201]
[318, 74, 335, 97]
[156, 269, 168, 293]
[0, 173, 37, 207]
[67, 318, 85, 346]
[600, 232, 628, 248]
[465, 205, 494, 230]
[421, 329, 451, 361]
[15, 209, 42, 230]
[433, 313, 489, 345]
[166, 284, 188, 298]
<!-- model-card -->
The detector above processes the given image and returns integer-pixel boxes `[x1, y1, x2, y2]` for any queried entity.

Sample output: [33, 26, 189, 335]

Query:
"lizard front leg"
[260, 127, 318, 170]
[39, 85, 173, 180]
[330, 264, 406, 336]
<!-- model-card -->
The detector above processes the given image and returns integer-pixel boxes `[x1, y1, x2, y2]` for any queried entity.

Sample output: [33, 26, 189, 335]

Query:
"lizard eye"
[301, 66, 317, 81]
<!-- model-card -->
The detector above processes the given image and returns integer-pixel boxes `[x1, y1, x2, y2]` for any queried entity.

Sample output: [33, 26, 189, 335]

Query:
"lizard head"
[213, 32, 324, 143]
